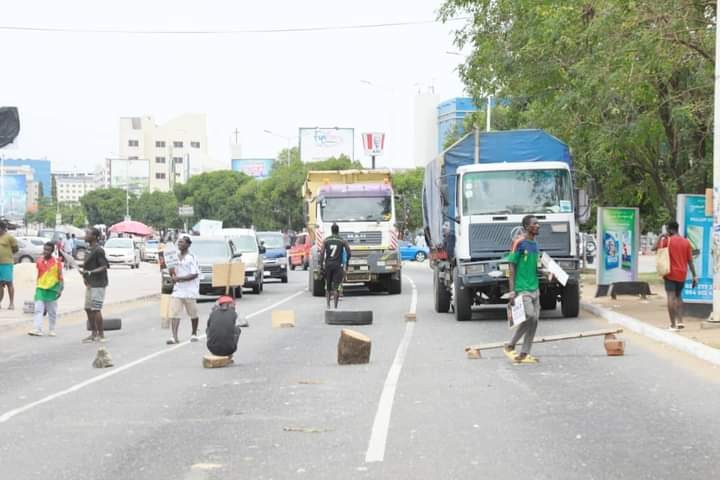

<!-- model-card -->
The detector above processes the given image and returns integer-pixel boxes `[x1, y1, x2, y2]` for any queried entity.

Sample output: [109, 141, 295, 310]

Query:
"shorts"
[664, 279, 685, 295]
[0, 263, 13, 283]
[325, 265, 345, 291]
[84, 287, 106, 311]
[170, 297, 199, 319]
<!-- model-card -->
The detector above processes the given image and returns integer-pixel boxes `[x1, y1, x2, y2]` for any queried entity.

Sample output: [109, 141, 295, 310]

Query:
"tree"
[174, 170, 254, 226]
[393, 168, 425, 236]
[133, 191, 182, 230]
[80, 188, 133, 226]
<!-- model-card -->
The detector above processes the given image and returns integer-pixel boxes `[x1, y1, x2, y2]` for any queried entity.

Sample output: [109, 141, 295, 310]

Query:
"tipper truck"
[423, 129, 584, 321]
[304, 169, 402, 296]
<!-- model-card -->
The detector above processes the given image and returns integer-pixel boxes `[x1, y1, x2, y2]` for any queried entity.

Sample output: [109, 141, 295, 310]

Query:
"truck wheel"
[561, 283, 580, 318]
[387, 276, 402, 295]
[540, 290, 557, 310]
[433, 270, 450, 313]
[453, 274, 473, 321]
[311, 271, 325, 297]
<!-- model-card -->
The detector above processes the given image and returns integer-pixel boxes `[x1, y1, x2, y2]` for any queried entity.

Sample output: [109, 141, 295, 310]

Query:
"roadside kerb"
[582, 302, 720, 367]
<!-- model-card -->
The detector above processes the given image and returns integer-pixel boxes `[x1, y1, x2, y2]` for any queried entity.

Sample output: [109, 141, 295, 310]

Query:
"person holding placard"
[167, 236, 200, 345]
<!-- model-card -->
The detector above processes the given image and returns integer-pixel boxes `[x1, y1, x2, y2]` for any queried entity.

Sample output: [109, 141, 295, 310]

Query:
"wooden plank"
[465, 328, 623, 352]
[212, 262, 245, 288]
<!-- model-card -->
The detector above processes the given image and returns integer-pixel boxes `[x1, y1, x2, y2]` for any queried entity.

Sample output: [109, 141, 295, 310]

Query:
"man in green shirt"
[505, 215, 541, 364]
[0, 221, 19, 310]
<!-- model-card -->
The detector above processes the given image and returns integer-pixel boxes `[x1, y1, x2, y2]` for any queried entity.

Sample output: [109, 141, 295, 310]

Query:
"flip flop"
[503, 347, 517, 362]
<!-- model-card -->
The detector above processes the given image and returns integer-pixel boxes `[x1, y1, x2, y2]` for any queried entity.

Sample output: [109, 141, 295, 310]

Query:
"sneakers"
[28, 329, 44, 337]
[48, 331, 56, 337]
[166, 338, 179, 345]
[82, 335, 96, 343]
[668, 326, 680, 332]
[97, 337, 107, 343]
[190, 335, 199, 343]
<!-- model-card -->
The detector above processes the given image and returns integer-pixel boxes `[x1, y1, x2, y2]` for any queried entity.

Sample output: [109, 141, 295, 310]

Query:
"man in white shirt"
[167, 235, 200, 345]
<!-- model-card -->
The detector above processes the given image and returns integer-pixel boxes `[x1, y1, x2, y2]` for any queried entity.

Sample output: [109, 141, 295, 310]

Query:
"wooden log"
[337, 329, 371, 365]
[203, 354, 234, 368]
[465, 328, 624, 352]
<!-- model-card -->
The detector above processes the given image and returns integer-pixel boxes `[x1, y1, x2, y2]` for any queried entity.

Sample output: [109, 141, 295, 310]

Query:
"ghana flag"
[35, 256, 63, 302]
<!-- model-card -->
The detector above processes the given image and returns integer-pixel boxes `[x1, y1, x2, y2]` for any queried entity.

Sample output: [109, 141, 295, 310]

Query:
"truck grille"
[340, 231, 382, 245]
[469, 222, 570, 258]
[199, 266, 213, 274]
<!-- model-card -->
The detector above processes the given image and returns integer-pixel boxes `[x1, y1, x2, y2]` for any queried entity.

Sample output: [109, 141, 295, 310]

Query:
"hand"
[692, 276, 698, 288]
[170, 272, 178, 282]
[508, 291, 517, 305]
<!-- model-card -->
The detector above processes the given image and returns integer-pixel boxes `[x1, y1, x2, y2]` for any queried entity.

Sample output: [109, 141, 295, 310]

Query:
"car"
[145, 239, 160, 262]
[37, 229, 88, 260]
[399, 240, 429, 262]
[257, 231, 289, 283]
[134, 239, 147, 261]
[222, 228, 266, 294]
[160, 236, 243, 297]
[14, 236, 45, 264]
[104, 237, 141, 268]
[289, 232, 311, 270]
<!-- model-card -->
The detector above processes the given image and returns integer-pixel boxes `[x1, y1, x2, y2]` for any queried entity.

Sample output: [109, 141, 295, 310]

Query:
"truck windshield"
[320, 196, 392, 222]
[462, 169, 572, 215]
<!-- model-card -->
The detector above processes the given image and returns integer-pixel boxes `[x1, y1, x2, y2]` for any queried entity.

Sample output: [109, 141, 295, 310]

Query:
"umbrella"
[108, 220, 153, 237]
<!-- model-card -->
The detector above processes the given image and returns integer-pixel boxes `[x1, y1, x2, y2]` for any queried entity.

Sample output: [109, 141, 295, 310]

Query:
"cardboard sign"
[507, 297, 526, 328]
[212, 262, 245, 288]
[541, 252, 569, 286]
[163, 244, 179, 269]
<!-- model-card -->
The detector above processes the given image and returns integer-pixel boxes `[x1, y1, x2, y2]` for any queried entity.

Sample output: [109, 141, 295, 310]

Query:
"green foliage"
[80, 188, 131, 226]
[133, 191, 182, 230]
[28, 198, 86, 228]
[440, 0, 715, 231]
[393, 168, 425, 235]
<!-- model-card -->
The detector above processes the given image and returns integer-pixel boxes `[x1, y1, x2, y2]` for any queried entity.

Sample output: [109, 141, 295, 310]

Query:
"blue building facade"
[3, 158, 51, 197]
[437, 97, 479, 151]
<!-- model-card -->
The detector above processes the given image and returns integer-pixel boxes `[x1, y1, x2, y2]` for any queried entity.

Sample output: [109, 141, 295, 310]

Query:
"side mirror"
[232, 252, 242, 259]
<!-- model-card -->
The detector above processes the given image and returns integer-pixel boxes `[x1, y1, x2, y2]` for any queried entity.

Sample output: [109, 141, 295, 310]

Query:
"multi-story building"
[1, 158, 51, 197]
[118, 113, 220, 192]
[53, 172, 97, 203]
[437, 97, 479, 151]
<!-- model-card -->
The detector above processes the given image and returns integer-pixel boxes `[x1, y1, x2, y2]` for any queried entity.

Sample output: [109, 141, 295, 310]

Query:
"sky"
[0, 0, 468, 172]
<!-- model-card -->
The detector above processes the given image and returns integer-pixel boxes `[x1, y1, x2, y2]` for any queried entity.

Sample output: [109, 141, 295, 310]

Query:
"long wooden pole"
[465, 328, 623, 352]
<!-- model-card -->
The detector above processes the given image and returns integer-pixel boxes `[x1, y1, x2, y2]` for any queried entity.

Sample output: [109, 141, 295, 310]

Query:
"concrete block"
[465, 347, 482, 359]
[272, 310, 295, 328]
[404, 312, 417, 321]
[203, 354, 233, 368]
[337, 329, 371, 365]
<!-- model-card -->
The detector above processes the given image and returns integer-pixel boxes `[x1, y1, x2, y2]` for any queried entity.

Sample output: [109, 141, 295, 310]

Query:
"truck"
[304, 169, 402, 296]
[423, 129, 587, 321]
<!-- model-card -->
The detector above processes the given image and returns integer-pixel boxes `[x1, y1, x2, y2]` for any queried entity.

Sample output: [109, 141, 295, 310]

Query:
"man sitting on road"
[319, 223, 351, 309]
[206, 296, 241, 358]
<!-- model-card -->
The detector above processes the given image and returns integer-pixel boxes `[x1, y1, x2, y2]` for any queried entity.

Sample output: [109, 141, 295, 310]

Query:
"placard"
[677, 194, 712, 303]
[596, 207, 639, 285]
[212, 262, 245, 288]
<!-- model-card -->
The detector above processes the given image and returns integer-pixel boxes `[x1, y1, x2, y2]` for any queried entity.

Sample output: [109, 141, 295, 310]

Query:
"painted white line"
[365, 275, 417, 463]
[0, 290, 306, 425]
[407, 275, 418, 315]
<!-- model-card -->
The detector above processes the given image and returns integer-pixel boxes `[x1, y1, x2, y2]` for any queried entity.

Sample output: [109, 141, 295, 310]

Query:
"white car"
[145, 239, 160, 262]
[222, 228, 265, 294]
[104, 237, 141, 269]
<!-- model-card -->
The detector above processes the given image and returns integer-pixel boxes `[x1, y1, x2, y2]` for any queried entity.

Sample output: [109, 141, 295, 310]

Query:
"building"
[0, 166, 38, 220]
[1, 158, 51, 197]
[104, 158, 150, 195]
[437, 97, 479, 151]
[412, 91, 440, 168]
[53, 172, 97, 203]
[118, 113, 222, 192]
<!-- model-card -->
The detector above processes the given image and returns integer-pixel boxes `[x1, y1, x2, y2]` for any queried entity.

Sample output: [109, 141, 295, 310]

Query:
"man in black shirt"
[79, 227, 109, 343]
[206, 296, 241, 357]
[319, 223, 351, 309]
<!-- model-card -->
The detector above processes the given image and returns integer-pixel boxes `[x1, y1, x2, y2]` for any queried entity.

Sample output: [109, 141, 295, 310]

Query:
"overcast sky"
[0, 0, 467, 172]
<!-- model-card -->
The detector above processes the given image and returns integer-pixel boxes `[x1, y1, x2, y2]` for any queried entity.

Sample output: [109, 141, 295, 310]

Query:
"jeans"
[33, 300, 58, 332]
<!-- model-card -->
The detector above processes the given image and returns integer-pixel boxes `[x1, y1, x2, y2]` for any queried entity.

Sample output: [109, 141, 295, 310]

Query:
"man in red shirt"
[655, 220, 697, 330]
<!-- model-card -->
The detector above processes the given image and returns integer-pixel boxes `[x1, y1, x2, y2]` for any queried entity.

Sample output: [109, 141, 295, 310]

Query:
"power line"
[0, 17, 469, 35]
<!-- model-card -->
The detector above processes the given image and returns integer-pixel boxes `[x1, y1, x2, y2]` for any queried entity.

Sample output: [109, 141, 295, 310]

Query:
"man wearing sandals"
[654, 220, 697, 331]
[504, 215, 541, 364]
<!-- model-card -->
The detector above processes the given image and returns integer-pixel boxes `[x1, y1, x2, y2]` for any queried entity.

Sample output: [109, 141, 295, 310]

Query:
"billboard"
[299, 127, 354, 162]
[0, 174, 27, 220]
[107, 158, 149, 195]
[596, 207, 639, 285]
[231, 159, 274, 179]
[677, 194, 712, 303]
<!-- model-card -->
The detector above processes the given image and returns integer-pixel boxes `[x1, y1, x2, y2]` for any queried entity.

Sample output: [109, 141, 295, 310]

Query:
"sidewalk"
[0, 262, 161, 332]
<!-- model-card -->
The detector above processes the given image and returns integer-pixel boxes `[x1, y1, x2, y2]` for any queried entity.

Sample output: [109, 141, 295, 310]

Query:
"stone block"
[203, 354, 234, 368]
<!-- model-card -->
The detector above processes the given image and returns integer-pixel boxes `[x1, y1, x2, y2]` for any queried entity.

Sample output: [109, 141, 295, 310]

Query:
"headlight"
[462, 263, 486, 275]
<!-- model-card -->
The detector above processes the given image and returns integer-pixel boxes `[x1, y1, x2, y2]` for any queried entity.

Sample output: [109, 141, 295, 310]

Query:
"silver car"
[15, 236, 46, 263]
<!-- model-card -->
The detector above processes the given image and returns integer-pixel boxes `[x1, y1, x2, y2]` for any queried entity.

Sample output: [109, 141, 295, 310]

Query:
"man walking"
[319, 223, 351, 309]
[655, 220, 697, 330]
[28, 242, 64, 337]
[0, 220, 18, 310]
[504, 215, 541, 364]
[80, 228, 109, 343]
[167, 235, 200, 345]
[206, 296, 241, 358]
[62, 233, 74, 270]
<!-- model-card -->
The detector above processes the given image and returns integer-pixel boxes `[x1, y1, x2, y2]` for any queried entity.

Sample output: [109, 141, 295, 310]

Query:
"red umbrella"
[108, 220, 153, 236]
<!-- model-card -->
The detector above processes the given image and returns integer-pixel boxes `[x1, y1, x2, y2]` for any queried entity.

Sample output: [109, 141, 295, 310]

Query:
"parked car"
[134, 239, 147, 261]
[289, 232, 311, 270]
[257, 231, 289, 283]
[37, 230, 88, 260]
[160, 236, 243, 297]
[399, 240, 429, 262]
[145, 239, 160, 262]
[104, 237, 141, 269]
[14, 236, 45, 264]
[222, 228, 266, 294]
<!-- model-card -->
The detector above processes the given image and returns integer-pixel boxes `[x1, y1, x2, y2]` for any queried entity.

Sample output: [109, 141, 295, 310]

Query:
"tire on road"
[454, 272, 473, 321]
[325, 309, 373, 326]
[386, 276, 402, 295]
[310, 270, 325, 297]
[433, 269, 450, 313]
[86, 317, 122, 331]
[561, 283, 580, 318]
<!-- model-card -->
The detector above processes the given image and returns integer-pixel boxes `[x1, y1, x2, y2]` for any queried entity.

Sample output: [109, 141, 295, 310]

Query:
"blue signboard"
[231, 159, 274, 179]
[678, 194, 712, 303]
[1, 174, 27, 219]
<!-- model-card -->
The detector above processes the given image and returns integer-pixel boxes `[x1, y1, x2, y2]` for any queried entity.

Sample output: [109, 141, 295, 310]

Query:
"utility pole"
[711, 2, 720, 324]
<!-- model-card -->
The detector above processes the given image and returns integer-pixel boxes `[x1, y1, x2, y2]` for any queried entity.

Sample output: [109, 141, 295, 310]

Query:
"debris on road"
[297, 380, 323, 385]
[404, 312, 417, 321]
[272, 310, 295, 328]
[203, 354, 234, 368]
[325, 309, 373, 325]
[604, 333, 625, 356]
[337, 328, 371, 364]
[283, 426, 332, 433]
[92, 347, 114, 368]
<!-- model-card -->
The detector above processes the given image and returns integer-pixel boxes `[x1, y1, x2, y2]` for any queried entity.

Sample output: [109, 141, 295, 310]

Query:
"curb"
[582, 302, 720, 367]
[0, 293, 160, 334]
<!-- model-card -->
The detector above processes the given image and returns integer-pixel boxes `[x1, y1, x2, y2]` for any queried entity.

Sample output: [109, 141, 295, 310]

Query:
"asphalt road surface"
[0, 263, 718, 479]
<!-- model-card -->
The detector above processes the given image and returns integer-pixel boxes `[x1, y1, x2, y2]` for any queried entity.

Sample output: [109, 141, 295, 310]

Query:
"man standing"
[504, 215, 541, 364]
[0, 221, 18, 310]
[319, 223, 351, 309]
[63, 233, 74, 270]
[206, 296, 241, 358]
[167, 235, 200, 345]
[28, 242, 64, 337]
[655, 220, 697, 330]
[80, 227, 109, 343]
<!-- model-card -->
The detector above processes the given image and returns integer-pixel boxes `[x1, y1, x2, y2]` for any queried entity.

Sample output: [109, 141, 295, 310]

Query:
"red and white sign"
[362, 132, 385, 156]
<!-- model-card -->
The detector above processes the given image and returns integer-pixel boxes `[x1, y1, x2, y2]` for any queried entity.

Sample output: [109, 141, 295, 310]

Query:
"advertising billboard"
[677, 194, 712, 303]
[299, 127, 354, 162]
[231, 159, 274, 179]
[107, 158, 149, 195]
[596, 207, 639, 285]
[0, 174, 27, 220]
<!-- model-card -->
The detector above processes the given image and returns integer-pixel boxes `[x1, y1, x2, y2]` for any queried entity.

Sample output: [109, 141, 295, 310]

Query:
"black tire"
[252, 278, 263, 294]
[561, 283, 580, 318]
[311, 270, 325, 297]
[281, 275, 288, 284]
[540, 290, 557, 310]
[87, 317, 122, 331]
[387, 276, 402, 294]
[415, 251, 427, 262]
[454, 273, 473, 321]
[325, 309, 373, 325]
[19, 255, 33, 264]
[433, 269, 450, 313]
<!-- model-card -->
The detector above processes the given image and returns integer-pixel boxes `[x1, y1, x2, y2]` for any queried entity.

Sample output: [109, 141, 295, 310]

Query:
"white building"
[118, 113, 222, 192]
[412, 91, 440, 168]
[54, 172, 97, 203]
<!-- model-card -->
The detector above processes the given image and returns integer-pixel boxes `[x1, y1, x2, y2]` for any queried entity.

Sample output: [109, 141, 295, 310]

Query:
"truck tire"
[454, 274, 473, 321]
[561, 283, 580, 318]
[325, 309, 373, 325]
[87, 317, 122, 331]
[433, 270, 450, 313]
[310, 270, 325, 297]
[387, 276, 402, 295]
[540, 290, 557, 310]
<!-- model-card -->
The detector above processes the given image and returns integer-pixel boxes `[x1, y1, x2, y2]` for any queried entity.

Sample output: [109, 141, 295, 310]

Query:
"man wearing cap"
[167, 235, 200, 345]
[206, 296, 241, 358]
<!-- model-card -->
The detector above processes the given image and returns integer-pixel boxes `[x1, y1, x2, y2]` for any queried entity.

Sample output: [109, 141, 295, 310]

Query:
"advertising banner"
[677, 194, 712, 303]
[362, 132, 385, 156]
[0, 174, 27, 220]
[299, 127, 354, 162]
[596, 207, 639, 285]
[231, 159, 274, 179]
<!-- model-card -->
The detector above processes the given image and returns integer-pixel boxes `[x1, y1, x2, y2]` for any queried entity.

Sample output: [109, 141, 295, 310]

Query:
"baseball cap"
[217, 296, 234, 305]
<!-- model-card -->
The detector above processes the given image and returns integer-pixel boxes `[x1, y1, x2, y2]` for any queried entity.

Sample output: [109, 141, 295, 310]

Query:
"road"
[0, 262, 719, 479]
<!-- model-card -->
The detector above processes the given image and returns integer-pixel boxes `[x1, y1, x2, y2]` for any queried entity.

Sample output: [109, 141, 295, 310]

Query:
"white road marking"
[0, 290, 305, 425]
[365, 274, 417, 463]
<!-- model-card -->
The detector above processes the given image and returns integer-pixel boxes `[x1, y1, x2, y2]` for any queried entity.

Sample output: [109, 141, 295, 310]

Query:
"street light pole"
[711, 0, 720, 324]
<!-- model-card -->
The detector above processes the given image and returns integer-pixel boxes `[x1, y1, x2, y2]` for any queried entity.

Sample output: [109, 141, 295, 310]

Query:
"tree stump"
[203, 354, 234, 368]
[92, 347, 114, 368]
[337, 329, 371, 365]
[604, 334, 625, 356]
